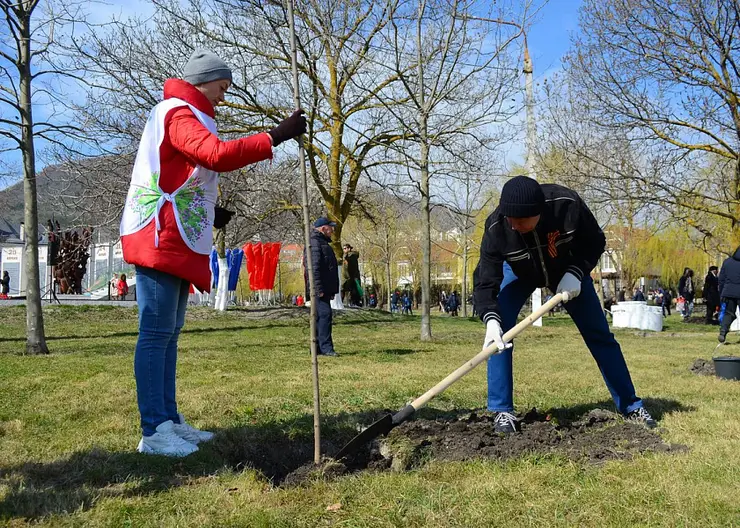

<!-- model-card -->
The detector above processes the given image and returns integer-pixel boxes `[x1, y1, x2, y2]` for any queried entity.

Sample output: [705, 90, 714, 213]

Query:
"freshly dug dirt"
[280, 457, 349, 487]
[379, 408, 685, 470]
[280, 407, 685, 486]
[690, 358, 715, 376]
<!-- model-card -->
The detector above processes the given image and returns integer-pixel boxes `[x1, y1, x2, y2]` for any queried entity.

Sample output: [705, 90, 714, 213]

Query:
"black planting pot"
[713, 356, 740, 381]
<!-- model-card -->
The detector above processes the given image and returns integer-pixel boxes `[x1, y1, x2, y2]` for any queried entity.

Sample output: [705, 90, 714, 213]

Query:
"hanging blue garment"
[210, 248, 219, 288]
[228, 248, 244, 291]
[719, 302, 727, 323]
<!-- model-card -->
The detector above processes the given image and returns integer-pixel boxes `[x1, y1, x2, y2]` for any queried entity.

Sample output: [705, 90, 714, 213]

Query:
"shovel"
[334, 292, 568, 460]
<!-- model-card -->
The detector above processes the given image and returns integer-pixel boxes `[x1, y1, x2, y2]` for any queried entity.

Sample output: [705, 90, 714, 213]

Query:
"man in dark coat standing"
[342, 244, 362, 306]
[718, 249, 740, 343]
[473, 176, 656, 433]
[305, 217, 339, 356]
[703, 266, 720, 325]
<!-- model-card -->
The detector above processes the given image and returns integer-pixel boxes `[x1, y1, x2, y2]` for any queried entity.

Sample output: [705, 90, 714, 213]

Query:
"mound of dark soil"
[281, 408, 685, 486]
[690, 358, 715, 376]
[380, 408, 685, 470]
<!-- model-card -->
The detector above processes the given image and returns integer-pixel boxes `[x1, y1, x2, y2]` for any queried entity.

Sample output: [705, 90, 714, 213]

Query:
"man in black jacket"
[718, 248, 740, 343]
[305, 217, 340, 356]
[703, 266, 720, 325]
[473, 176, 655, 433]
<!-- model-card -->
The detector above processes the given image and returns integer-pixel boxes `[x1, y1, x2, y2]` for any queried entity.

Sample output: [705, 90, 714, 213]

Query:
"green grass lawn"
[1, 305, 739, 527]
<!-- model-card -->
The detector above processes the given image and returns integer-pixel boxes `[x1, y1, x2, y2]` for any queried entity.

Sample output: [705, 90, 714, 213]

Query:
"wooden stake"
[286, 0, 322, 465]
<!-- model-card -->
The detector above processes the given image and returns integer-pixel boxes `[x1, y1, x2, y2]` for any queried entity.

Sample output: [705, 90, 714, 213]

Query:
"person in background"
[448, 291, 460, 316]
[296, 294, 304, 307]
[633, 288, 646, 301]
[659, 287, 671, 316]
[117, 274, 129, 300]
[604, 295, 616, 314]
[402, 291, 413, 315]
[718, 248, 740, 343]
[341, 244, 361, 306]
[110, 275, 119, 299]
[678, 268, 695, 320]
[703, 265, 720, 325]
[120, 49, 307, 457]
[617, 287, 626, 302]
[305, 217, 339, 357]
[439, 290, 448, 312]
[1, 270, 10, 296]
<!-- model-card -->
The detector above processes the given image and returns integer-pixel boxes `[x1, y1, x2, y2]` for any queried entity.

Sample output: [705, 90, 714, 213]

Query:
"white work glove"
[556, 272, 581, 301]
[484, 319, 512, 353]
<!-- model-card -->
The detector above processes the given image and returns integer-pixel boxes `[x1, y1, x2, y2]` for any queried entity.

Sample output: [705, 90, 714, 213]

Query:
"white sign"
[39, 247, 47, 264]
[95, 246, 109, 261]
[1, 247, 22, 263]
[113, 242, 123, 259]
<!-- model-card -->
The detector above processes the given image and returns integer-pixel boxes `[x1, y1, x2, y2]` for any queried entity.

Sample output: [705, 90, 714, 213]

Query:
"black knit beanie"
[499, 176, 545, 218]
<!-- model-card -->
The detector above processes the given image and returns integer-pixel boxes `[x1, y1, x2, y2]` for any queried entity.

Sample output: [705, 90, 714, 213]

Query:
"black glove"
[213, 206, 235, 229]
[268, 109, 307, 147]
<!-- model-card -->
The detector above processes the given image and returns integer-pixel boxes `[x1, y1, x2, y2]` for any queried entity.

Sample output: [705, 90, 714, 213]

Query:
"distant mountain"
[0, 157, 132, 240]
[0, 165, 79, 231]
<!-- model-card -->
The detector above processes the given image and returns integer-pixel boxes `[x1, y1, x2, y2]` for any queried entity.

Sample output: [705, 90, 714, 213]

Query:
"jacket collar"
[163, 78, 216, 119]
[313, 229, 332, 242]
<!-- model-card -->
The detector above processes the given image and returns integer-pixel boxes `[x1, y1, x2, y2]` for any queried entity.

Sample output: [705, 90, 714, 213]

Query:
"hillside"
[0, 157, 132, 239]
[0, 166, 78, 230]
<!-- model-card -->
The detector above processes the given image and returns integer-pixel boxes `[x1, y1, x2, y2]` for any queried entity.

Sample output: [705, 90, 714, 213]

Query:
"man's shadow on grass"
[0, 397, 691, 520]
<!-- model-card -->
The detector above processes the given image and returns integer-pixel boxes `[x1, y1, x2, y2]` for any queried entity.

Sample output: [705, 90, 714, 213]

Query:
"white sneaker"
[171, 413, 215, 445]
[137, 420, 199, 457]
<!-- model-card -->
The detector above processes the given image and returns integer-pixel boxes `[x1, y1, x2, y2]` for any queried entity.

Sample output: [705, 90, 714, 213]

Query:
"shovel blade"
[335, 414, 394, 460]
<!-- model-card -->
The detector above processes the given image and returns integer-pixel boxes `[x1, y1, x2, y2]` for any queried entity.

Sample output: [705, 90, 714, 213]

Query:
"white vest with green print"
[120, 98, 218, 255]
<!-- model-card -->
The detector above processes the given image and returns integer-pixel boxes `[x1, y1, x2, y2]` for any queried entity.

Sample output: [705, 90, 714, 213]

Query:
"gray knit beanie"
[182, 49, 232, 86]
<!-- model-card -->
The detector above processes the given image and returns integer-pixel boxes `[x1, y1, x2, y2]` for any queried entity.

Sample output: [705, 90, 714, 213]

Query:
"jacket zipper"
[532, 231, 550, 287]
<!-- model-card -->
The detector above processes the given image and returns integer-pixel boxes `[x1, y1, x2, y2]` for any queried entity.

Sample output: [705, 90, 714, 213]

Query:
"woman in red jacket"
[120, 49, 305, 457]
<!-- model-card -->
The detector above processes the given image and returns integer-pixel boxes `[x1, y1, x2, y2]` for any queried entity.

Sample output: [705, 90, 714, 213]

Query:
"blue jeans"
[316, 297, 335, 353]
[134, 266, 189, 436]
[487, 263, 643, 415]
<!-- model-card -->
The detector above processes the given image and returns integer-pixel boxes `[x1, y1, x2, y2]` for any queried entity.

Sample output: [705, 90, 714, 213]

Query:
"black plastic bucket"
[713, 356, 740, 381]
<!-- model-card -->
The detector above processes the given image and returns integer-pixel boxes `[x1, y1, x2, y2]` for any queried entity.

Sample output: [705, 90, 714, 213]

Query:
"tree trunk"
[384, 228, 393, 311]
[420, 136, 432, 340]
[385, 259, 392, 312]
[19, 10, 48, 355]
[462, 241, 468, 318]
[416, 0, 432, 340]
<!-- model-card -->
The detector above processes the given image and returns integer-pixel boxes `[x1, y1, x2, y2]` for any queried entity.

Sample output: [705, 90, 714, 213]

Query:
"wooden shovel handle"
[408, 292, 568, 412]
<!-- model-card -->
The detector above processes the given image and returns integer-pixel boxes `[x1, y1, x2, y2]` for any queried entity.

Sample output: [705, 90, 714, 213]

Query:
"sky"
[500, 0, 583, 167]
[0, 0, 582, 190]
[527, 0, 582, 79]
